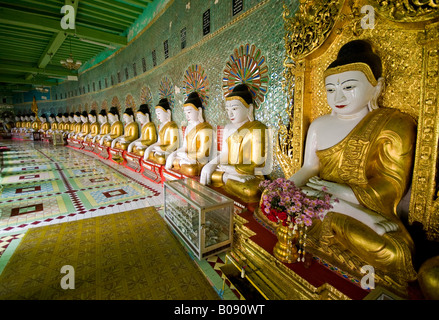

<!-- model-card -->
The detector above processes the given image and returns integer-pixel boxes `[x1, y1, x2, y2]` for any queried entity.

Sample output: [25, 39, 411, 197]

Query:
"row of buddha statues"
[5, 40, 437, 297]
[10, 83, 268, 205]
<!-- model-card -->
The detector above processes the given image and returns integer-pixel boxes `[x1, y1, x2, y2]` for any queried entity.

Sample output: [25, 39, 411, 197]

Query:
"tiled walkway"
[0, 140, 241, 300]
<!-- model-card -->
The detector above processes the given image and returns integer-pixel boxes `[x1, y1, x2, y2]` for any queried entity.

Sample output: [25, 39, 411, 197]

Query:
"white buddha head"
[62, 114, 68, 123]
[122, 108, 134, 124]
[80, 111, 88, 123]
[324, 40, 384, 116]
[49, 114, 55, 123]
[98, 109, 107, 124]
[225, 84, 255, 124]
[155, 98, 172, 124]
[40, 115, 46, 123]
[183, 92, 204, 124]
[69, 113, 74, 123]
[108, 107, 119, 124]
[136, 104, 150, 124]
[88, 110, 97, 123]
[56, 114, 62, 123]
[74, 112, 81, 123]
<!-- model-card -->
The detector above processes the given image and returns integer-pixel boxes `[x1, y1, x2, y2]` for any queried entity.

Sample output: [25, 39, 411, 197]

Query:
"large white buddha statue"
[143, 98, 179, 165]
[127, 104, 157, 156]
[200, 84, 268, 203]
[165, 92, 213, 177]
[289, 40, 417, 285]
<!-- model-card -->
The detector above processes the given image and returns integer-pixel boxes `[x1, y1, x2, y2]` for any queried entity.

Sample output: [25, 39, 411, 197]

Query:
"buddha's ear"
[369, 77, 385, 111]
[248, 103, 255, 122]
[198, 108, 204, 123]
[145, 113, 150, 123]
[166, 109, 172, 120]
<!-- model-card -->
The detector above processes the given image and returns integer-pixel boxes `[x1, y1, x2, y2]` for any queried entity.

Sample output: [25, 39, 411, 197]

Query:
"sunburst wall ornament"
[111, 96, 121, 115]
[125, 94, 136, 111]
[223, 44, 269, 109]
[159, 76, 174, 108]
[183, 64, 209, 107]
[140, 86, 153, 106]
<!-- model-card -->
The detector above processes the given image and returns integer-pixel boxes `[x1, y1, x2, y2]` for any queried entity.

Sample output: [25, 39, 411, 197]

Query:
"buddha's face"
[98, 115, 106, 123]
[155, 108, 169, 123]
[136, 112, 148, 124]
[25, 116, 29, 121]
[325, 70, 377, 116]
[30, 115, 35, 121]
[80, 115, 87, 123]
[108, 113, 117, 123]
[62, 116, 67, 122]
[183, 106, 199, 123]
[56, 116, 61, 122]
[41, 117, 46, 123]
[123, 113, 132, 123]
[69, 116, 73, 122]
[74, 115, 80, 122]
[88, 115, 95, 123]
[225, 99, 249, 124]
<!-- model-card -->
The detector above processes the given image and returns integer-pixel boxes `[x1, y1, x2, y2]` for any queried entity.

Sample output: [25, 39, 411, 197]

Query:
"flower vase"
[273, 224, 299, 263]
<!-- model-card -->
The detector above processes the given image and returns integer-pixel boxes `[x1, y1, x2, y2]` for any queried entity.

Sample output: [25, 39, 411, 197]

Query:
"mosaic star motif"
[222, 44, 269, 109]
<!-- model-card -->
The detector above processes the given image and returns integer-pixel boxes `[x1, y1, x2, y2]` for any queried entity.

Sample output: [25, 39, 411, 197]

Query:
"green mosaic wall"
[14, 0, 300, 177]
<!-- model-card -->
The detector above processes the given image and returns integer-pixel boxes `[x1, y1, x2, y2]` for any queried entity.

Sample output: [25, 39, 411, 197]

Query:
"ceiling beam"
[0, 76, 57, 86]
[0, 7, 127, 46]
[0, 60, 77, 77]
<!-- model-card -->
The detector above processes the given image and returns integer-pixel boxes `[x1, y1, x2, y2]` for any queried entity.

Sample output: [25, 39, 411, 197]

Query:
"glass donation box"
[164, 178, 234, 260]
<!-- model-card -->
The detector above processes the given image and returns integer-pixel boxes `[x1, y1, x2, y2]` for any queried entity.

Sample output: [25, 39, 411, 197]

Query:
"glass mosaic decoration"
[182, 64, 209, 107]
[125, 94, 136, 111]
[159, 76, 174, 108]
[223, 44, 269, 109]
[101, 100, 108, 113]
[140, 86, 153, 106]
[111, 96, 121, 115]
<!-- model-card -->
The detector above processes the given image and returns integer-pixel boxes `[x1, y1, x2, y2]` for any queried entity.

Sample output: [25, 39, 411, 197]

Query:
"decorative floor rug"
[0, 207, 220, 300]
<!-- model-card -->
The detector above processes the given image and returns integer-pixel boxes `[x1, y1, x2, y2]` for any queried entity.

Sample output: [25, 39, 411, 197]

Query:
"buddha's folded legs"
[324, 212, 416, 283]
[211, 171, 263, 203]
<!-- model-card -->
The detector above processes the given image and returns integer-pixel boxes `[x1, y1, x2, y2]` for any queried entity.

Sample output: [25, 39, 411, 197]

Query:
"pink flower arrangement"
[259, 178, 334, 228]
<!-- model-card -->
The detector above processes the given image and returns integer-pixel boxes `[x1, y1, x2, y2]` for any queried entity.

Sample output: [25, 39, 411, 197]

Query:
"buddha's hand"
[200, 163, 217, 185]
[165, 152, 176, 169]
[223, 173, 254, 183]
[217, 164, 237, 175]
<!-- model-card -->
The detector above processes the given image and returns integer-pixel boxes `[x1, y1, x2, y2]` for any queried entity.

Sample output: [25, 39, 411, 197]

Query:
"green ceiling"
[0, 0, 156, 96]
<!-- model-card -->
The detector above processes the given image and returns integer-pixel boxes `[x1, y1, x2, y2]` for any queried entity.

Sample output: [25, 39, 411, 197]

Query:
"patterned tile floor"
[0, 140, 241, 300]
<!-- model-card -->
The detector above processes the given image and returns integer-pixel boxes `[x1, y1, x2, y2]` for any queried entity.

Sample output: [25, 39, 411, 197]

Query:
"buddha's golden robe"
[114, 122, 139, 150]
[172, 122, 213, 176]
[40, 122, 49, 132]
[15, 121, 21, 128]
[74, 122, 82, 135]
[77, 122, 90, 141]
[103, 121, 123, 147]
[69, 122, 75, 131]
[25, 121, 31, 128]
[51, 122, 59, 131]
[315, 108, 417, 283]
[85, 122, 100, 142]
[211, 120, 267, 203]
[31, 121, 41, 130]
[98, 122, 111, 136]
[131, 122, 157, 156]
[147, 121, 179, 165]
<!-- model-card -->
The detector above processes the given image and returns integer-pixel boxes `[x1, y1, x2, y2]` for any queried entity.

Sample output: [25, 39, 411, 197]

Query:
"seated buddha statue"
[99, 107, 123, 147]
[127, 104, 157, 156]
[24, 114, 31, 131]
[68, 112, 82, 138]
[38, 114, 50, 133]
[92, 109, 111, 143]
[111, 108, 139, 150]
[18, 115, 26, 132]
[46, 114, 58, 135]
[13, 116, 21, 133]
[59, 113, 69, 134]
[165, 92, 214, 176]
[84, 110, 100, 142]
[30, 114, 40, 133]
[200, 84, 268, 203]
[289, 40, 417, 285]
[75, 111, 91, 140]
[67, 113, 75, 135]
[143, 98, 179, 165]
[55, 113, 63, 134]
